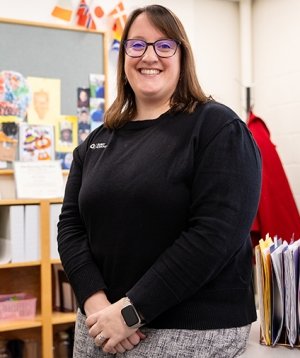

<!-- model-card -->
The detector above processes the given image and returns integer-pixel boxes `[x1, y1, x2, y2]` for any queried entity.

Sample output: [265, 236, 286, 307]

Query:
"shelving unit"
[0, 172, 75, 358]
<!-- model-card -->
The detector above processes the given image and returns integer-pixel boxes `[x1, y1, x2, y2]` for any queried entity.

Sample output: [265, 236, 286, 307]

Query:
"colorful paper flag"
[51, 0, 73, 21]
[76, 0, 96, 30]
[111, 39, 120, 51]
[109, 2, 127, 42]
[89, 0, 106, 30]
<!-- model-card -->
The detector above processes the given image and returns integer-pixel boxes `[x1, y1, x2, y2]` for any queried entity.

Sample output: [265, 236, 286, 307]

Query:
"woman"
[58, 4, 261, 357]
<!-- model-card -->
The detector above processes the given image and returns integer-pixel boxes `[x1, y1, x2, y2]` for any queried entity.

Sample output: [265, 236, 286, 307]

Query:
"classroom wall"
[1, 0, 300, 211]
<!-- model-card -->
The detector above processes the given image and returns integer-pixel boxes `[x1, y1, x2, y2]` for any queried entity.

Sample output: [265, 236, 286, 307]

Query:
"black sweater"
[58, 101, 261, 329]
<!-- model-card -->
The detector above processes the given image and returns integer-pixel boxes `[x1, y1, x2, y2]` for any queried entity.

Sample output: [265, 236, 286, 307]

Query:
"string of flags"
[51, 0, 127, 51]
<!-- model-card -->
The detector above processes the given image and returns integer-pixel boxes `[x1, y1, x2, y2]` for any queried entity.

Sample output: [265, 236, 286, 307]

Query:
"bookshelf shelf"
[0, 315, 42, 332]
[0, 261, 41, 269]
[0, 170, 69, 176]
[0, 170, 13, 175]
[0, 198, 74, 357]
[0, 199, 41, 206]
[51, 259, 61, 265]
[51, 312, 76, 325]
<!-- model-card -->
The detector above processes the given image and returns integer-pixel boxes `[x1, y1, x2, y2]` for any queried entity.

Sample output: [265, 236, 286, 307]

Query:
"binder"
[24, 205, 40, 261]
[0, 205, 25, 262]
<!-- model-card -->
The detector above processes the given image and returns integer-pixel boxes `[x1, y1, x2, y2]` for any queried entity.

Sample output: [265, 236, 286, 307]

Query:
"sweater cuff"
[67, 263, 107, 312]
[126, 267, 180, 323]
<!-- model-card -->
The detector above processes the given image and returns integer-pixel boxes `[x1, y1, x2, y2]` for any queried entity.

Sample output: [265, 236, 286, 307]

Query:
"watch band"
[121, 297, 144, 329]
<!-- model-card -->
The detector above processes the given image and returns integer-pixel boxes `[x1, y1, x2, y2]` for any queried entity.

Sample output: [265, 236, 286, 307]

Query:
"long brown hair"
[104, 4, 211, 129]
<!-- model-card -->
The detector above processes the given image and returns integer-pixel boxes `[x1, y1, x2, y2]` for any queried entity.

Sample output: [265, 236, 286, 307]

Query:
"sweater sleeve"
[126, 116, 262, 323]
[57, 144, 107, 312]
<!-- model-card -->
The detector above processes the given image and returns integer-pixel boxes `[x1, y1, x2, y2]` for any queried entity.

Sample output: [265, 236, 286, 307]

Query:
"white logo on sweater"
[90, 143, 107, 149]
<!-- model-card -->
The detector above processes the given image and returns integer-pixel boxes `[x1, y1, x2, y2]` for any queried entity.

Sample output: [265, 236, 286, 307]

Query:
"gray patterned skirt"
[73, 310, 251, 358]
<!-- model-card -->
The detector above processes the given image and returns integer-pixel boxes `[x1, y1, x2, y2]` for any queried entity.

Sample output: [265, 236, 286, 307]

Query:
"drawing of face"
[33, 90, 49, 119]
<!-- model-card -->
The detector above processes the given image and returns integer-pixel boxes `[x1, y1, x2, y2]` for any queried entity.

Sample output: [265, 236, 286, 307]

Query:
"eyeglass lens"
[124, 39, 178, 58]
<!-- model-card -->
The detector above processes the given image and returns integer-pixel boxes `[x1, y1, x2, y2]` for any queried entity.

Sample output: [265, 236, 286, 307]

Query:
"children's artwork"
[19, 123, 55, 161]
[55, 115, 78, 153]
[89, 73, 105, 99]
[0, 117, 19, 167]
[0, 71, 30, 120]
[0, 130, 18, 163]
[26, 77, 61, 125]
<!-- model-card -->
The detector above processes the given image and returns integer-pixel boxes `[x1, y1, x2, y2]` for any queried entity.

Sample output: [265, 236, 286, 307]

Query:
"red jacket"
[247, 112, 300, 245]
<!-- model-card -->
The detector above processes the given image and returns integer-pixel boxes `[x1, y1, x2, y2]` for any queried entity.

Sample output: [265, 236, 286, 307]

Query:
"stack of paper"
[255, 234, 300, 347]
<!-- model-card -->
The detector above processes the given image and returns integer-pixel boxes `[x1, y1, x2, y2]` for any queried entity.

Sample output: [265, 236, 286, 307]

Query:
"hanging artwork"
[19, 123, 55, 161]
[26, 77, 61, 126]
[0, 71, 30, 120]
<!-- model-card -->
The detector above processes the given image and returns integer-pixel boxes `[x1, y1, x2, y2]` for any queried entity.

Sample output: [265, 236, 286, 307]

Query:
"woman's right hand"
[84, 291, 146, 353]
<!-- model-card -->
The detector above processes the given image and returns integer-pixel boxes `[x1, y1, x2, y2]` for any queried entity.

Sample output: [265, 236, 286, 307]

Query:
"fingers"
[127, 333, 141, 346]
[114, 343, 126, 353]
[106, 333, 144, 353]
[133, 329, 147, 341]
[94, 333, 107, 347]
[86, 313, 98, 329]
[119, 338, 135, 351]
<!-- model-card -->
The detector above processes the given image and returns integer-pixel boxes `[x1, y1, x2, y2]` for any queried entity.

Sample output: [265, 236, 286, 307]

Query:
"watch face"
[121, 305, 140, 327]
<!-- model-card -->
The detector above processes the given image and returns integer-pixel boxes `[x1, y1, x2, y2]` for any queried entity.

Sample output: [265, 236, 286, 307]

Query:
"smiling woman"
[57, 4, 262, 358]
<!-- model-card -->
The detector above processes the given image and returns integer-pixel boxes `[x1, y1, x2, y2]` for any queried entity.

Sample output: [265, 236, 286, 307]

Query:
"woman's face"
[124, 13, 181, 107]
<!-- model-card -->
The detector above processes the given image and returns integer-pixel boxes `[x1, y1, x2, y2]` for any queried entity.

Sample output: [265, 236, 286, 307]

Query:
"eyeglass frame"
[123, 39, 181, 58]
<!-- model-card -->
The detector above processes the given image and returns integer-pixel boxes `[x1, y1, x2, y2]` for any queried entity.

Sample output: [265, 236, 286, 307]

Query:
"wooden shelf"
[0, 261, 41, 269]
[0, 169, 69, 176]
[51, 311, 76, 325]
[51, 259, 61, 265]
[0, 315, 42, 332]
[0, 198, 74, 357]
[0, 169, 14, 175]
[0, 199, 41, 206]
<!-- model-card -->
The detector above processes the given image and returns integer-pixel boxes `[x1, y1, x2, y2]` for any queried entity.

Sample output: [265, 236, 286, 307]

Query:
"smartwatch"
[121, 297, 144, 329]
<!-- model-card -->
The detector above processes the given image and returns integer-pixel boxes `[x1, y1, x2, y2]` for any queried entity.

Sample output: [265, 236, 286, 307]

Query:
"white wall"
[1, 0, 300, 210]
[194, 0, 241, 115]
[252, 0, 300, 209]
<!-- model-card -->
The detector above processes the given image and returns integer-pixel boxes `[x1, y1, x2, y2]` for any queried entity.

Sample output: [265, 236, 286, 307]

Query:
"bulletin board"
[0, 18, 107, 115]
